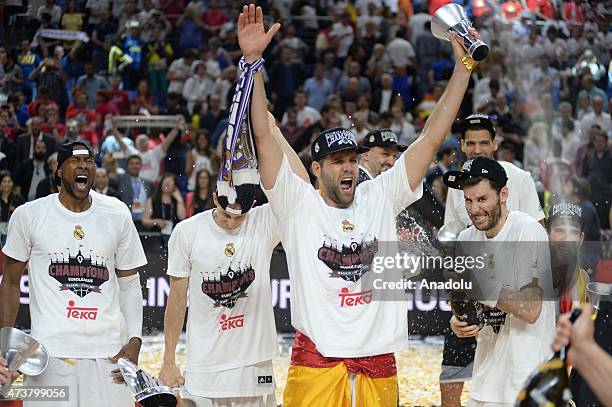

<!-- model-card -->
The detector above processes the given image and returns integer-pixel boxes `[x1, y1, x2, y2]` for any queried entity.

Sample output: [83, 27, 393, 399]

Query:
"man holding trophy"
[240, 3, 482, 405]
[0, 141, 148, 406]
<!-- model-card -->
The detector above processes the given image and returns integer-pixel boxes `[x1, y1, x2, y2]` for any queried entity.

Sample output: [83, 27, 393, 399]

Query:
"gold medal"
[224, 243, 235, 257]
[73, 225, 85, 240]
[342, 220, 355, 233]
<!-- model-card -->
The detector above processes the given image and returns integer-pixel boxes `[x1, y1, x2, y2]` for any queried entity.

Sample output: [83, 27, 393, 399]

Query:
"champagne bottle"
[449, 290, 486, 330]
[515, 309, 582, 407]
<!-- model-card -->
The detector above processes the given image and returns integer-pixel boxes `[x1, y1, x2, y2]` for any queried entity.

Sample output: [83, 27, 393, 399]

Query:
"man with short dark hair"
[582, 130, 611, 229]
[445, 156, 555, 406]
[16, 139, 49, 201]
[440, 113, 544, 406]
[116, 155, 155, 226]
[0, 141, 147, 407]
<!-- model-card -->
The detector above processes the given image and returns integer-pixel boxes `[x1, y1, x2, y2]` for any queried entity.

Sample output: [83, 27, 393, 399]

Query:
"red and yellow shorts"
[283, 331, 398, 407]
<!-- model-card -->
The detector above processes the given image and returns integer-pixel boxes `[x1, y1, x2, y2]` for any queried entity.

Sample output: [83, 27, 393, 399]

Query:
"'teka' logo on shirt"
[219, 314, 245, 332]
[338, 288, 372, 307]
[66, 300, 98, 320]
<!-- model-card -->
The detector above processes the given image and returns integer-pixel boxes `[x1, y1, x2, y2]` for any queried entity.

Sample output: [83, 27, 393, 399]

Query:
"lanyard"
[132, 178, 141, 201]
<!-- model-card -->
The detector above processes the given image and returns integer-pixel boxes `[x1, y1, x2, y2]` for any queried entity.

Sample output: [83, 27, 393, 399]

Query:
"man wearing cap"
[0, 141, 148, 406]
[439, 113, 544, 406]
[445, 156, 555, 406]
[445, 113, 543, 229]
[357, 128, 407, 184]
[159, 59, 310, 407]
[240, 4, 477, 404]
[547, 202, 589, 314]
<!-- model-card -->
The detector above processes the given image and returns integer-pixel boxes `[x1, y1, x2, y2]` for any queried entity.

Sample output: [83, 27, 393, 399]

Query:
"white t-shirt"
[330, 22, 354, 58]
[445, 160, 544, 228]
[2, 192, 147, 359]
[166, 207, 279, 384]
[263, 154, 423, 358]
[458, 211, 556, 404]
[139, 145, 165, 184]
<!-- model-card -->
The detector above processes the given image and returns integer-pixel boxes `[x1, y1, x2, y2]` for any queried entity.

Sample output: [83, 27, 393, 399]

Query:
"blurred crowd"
[0, 0, 610, 241]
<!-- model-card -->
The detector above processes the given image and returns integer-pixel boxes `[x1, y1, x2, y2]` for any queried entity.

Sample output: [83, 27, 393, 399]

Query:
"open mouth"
[472, 214, 488, 225]
[75, 175, 88, 190]
[340, 177, 353, 192]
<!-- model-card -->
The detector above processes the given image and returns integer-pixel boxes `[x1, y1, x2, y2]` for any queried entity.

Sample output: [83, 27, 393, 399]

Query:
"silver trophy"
[0, 327, 49, 398]
[118, 358, 177, 407]
[431, 4, 489, 62]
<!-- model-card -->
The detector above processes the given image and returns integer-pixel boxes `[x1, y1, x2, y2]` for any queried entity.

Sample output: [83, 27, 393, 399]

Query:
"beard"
[471, 199, 503, 232]
[34, 152, 46, 161]
[320, 172, 355, 207]
[550, 242, 579, 290]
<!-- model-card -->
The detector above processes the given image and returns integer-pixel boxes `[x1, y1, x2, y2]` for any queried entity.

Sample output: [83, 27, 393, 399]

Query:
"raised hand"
[237, 4, 281, 63]
[449, 28, 481, 71]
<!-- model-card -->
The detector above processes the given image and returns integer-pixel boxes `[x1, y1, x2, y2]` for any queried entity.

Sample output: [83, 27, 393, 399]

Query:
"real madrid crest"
[314, 143, 320, 153]
[73, 225, 85, 240]
[342, 220, 355, 233]
[224, 243, 235, 257]
[369, 135, 375, 142]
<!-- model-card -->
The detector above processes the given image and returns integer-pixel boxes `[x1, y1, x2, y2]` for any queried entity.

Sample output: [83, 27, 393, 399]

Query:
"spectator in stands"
[186, 169, 214, 217]
[578, 74, 608, 111]
[558, 118, 582, 164]
[16, 40, 41, 102]
[134, 124, 180, 184]
[76, 62, 109, 109]
[372, 72, 394, 114]
[270, 46, 305, 117]
[0, 114, 16, 171]
[146, 23, 173, 105]
[498, 141, 523, 169]
[42, 103, 65, 142]
[15, 139, 49, 201]
[212, 65, 236, 111]
[176, 3, 204, 52]
[16, 116, 55, 162]
[60, 1, 83, 46]
[582, 131, 611, 229]
[35, 151, 57, 198]
[426, 141, 456, 186]
[303, 63, 333, 111]
[0, 48, 24, 98]
[185, 131, 214, 192]
[386, 28, 416, 72]
[142, 173, 185, 238]
[66, 89, 95, 131]
[552, 101, 581, 142]
[201, 0, 228, 40]
[580, 95, 611, 138]
[272, 22, 309, 64]
[523, 122, 550, 179]
[199, 94, 224, 135]
[329, 11, 354, 65]
[93, 167, 120, 199]
[91, 8, 118, 72]
[132, 79, 159, 115]
[116, 154, 155, 227]
[0, 170, 23, 245]
[321, 50, 342, 92]
[390, 104, 417, 146]
[279, 108, 306, 148]
[182, 62, 214, 116]
[37, 0, 62, 27]
[338, 61, 372, 99]
[166, 49, 197, 96]
[107, 73, 131, 115]
[197, 47, 221, 80]
[281, 89, 320, 128]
